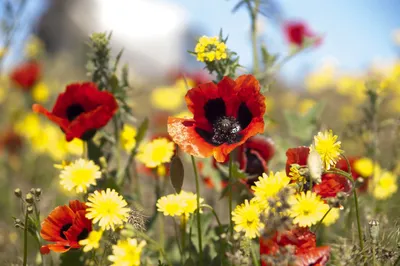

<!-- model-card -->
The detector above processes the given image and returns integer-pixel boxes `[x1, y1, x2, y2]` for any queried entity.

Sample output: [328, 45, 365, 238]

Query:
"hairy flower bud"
[25, 193, 34, 204]
[14, 188, 22, 198]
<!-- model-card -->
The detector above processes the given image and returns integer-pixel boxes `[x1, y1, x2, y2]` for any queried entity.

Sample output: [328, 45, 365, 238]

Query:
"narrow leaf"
[170, 155, 184, 193]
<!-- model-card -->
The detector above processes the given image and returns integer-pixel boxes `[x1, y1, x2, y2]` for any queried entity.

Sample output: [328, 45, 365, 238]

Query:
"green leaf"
[132, 118, 149, 154]
[87, 139, 102, 165]
[170, 155, 184, 193]
[184, 257, 195, 266]
[109, 74, 119, 93]
[60, 249, 84, 266]
[113, 48, 124, 72]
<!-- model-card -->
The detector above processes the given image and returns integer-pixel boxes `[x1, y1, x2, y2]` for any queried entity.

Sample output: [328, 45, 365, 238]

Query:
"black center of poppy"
[66, 104, 85, 121]
[196, 98, 254, 146]
[245, 150, 265, 176]
[77, 228, 89, 241]
[60, 223, 72, 240]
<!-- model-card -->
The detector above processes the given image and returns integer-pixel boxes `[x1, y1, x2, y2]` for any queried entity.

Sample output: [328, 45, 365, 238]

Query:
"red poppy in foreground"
[33, 82, 118, 141]
[10, 61, 41, 91]
[260, 227, 330, 266]
[283, 21, 320, 47]
[40, 200, 92, 253]
[285, 146, 352, 198]
[168, 75, 266, 162]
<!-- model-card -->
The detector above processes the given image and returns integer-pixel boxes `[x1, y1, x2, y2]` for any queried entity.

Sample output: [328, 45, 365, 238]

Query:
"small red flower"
[285, 146, 352, 198]
[32, 82, 118, 141]
[0, 129, 22, 155]
[168, 75, 266, 162]
[40, 200, 92, 253]
[283, 21, 320, 47]
[260, 227, 330, 266]
[10, 61, 41, 91]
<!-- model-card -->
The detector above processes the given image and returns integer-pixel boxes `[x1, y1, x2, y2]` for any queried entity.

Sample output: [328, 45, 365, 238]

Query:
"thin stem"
[250, 0, 260, 75]
[353, 188, 364, 250]
[314, 207, 332, 234]
[251, 243, 260, 266]
[172, 218, 182, 260]
[137, 231, 172, 266]
[181, 216, 187, 260]
[23, 210, 29, 266]
[228, 154, 234, 237]
[190, 156, 203, 265]
[201, 204, 224, 266]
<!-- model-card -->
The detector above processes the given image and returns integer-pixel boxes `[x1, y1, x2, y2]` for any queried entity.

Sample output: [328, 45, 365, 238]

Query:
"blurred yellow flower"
[305, 64, 335, 93]
[79, 230, 103, 252]
[179, 191, 204, 218]
[0, 47, 7, 59]
[66, 138, 84, 156]
[15, 113, 41, 139]
[353, 157, 374, 177]
[232, 199, 263, 239]
[120, 124, 137, 152]
[25, 35, 44, 58]
[310, 130, 343, 170]
[31, 82, 50, 103]
[108, 238, 146, 266]
[151, 86, 185, 111]
[174, 110, 193, 119]
[59, 158, 101, 193]
[298, 99, 316, 115]
[322, 207, 340, 227]
[251, 171, 291, 210]
[289, 191, 328, 227]
[86, 188, 131, 230]
[175, 77, 196, 92]
[136, 138, 175, 168]
[194, 36, 227, 62]
[336, 76, 366, 103]
[371, 168, 397, 200]
[157, 194, 186, 217]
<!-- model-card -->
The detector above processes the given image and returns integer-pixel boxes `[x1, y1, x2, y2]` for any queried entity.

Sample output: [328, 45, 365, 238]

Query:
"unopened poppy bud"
[355, 177, 364, 188]
[30, 188, 36, 195]
[25, 193, 34, 204]
[40, 245, 50, 255]
[35, 188, 42, 197]
[14, 218, 22, 228]
[27, 205, 34, 214]
[327, 197, 340, 208]
[369, 220, 379, 244]
[336, 191, 346, 201]
[14, 188, 22, 198]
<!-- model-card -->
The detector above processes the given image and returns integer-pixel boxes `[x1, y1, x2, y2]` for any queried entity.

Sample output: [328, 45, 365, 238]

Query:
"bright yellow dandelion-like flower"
[86, 188, 131, 230]
[79, 230, 103, 252]
[120, 124, 137, 152]
[322, 207, 340, 227]
[289, 191, 328, 227]
[372, 169, 398, 200]
[136, 138, 175, 168]
[194, 36, 227, 62]
[232, 199, 263, 239]
[353, 157, 374, 177]
[251, 171, 291, 210]
[31, 82, 49, 103]
[108, 238, 146, 266]
[178, 191, 204, 218]
[310, 130, 343, 170]
[156, 194, 187, 217]
[59, 158, 101, 193]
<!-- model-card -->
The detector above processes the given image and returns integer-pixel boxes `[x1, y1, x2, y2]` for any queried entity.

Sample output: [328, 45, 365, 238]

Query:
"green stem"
[314, 207, 331, 234]
[201, 204, 224, 266]
[181, 216, 187, 260]
[251, 243, 260, 266]
[190, 156, 203, 265]
[247, 0, 260, 75]
[228, 154, 234, 237]
[137, 231, 172, 266]
[353, 188, 364, 250]
[23, 210, 29, 266]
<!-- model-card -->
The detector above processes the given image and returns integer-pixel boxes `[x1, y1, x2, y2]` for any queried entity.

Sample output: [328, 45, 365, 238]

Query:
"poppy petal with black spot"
[168, 75, 266, 162]
[32, 82, 118, 141]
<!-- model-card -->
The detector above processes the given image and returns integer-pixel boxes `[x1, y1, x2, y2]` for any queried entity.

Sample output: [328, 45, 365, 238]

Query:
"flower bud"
[35, 188, 42, 198]
[14, 188, 22, 198]
[336, 191, 347, 201]
[30, 188, 36, 195]
[327, 197, 340, 208]
[99, 157, 107, 169]
[355, 177, 364, 188]
[25, 193, 34, 204]
[27, 205, 34, 214]
[369, 220, 379, 244]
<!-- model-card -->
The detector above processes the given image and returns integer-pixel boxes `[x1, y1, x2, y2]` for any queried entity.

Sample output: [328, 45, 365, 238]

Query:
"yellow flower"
[108, 238, 146, 266]
[79, 230, 103, 252]
[136, 138, 175, 168]
[174, 110, 193, 119]
[31, 82, 50, 103]
[156, 194, 186, 217]
[251, 171, 291, 210]
[372, 169, 397, 200]
[289, 191, 328, 227]
[0, 47, 7, 59]
[86, 188, 131, 230]
[178, 191, 204, 217]
[120, 124, 137, 152]
[305, 64, 335, 93]
[289, 165, 304, 182]
[25, 35, 44, 58]
[66, 138, 84, 156]
[310, 130, 343, 170]
[59, 158, 101, 193]
[194, 36, 227, 62]
[151, 86, 185, 111]
[322, 207, 340, 227]
[298, 99, 316, 115]
[14, 113, 41, 139]
[231, 199, 263, 239]
[353, 157, 374, 177]
[175, 78, 196, 93]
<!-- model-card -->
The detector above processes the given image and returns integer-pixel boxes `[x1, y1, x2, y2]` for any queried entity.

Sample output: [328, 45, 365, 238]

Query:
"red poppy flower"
[260, 227, 330, 266]
[40, 200, 92, 253]
[10, 61, 41, 91]
[283, 21, 320, 47]
[168, 75, 266, 162]
[32, 82, 118, 141]
[285, 146, 352, 198]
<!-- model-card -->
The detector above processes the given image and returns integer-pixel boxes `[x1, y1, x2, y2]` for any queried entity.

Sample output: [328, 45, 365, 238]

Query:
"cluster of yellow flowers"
[157, 191, 204, 218]
[194, 36, 227, 62]
[14, 113, 83, 160]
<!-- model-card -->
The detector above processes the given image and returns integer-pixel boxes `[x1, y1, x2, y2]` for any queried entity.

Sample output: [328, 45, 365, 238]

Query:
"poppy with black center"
[40, 200, 92, 253]
[32, 82, 118, 141]
[167, 75, 266, 162]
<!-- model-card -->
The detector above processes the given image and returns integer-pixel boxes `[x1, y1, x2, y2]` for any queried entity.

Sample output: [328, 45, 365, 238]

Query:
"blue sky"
[170, 0, 400, 81]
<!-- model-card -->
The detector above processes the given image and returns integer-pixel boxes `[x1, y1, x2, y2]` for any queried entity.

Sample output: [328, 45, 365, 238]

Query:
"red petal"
[64, 211, 92, 244]
[44, 243, 71, 253]
[68, 200, 87, 213]
[10, 61, 41, 90]
[40, 205, 75, 242]
[32, 104, 70, 131]
[296, 246, 330, 266]
[40, 245, 50, 255]
[285, 146, 310, 176]
[313, 173, 352, 198]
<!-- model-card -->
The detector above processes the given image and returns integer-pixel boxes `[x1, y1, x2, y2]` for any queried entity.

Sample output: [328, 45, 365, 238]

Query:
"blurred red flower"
[33, 82, 118, 141]
[283, 21, 320, 47]
[260, 227, 330, 266]
[10, 61, 41, 91]
[168, 75, 266, 162]
[40, 200, 92, 253]
[0, 129, 22, 155]
[336, 157, 369, 192]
